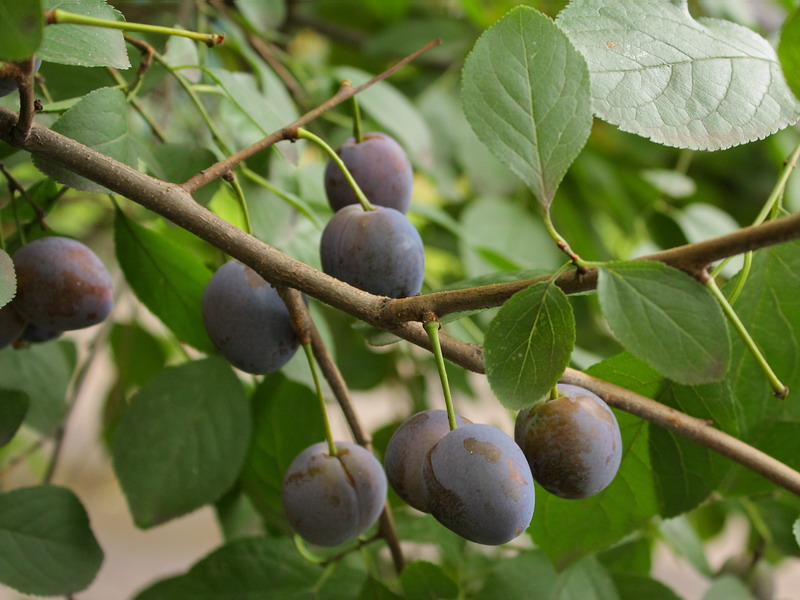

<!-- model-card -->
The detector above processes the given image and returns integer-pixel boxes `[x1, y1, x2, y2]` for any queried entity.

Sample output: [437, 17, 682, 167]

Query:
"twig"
[12, 57, 38, 143]
[0, 161, 48, 228]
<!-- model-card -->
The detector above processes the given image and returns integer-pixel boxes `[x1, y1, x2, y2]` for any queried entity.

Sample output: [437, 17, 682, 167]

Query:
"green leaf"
[551, 556, 619, 600]
[461, 6, 592, 208]
[132, 537, 324, 600]
[485, 280, 575, 410]
[33, 87, 137, 192]
[558, 0, 800, 150]
[112, 357, 251, 528]
[702, 575, 751, 600]
[612, 574, 681, 600]
[149, 144, 219, 207]
[109, 322, 168, 390]
[399, 561, 459, 600]
[0, 485, 103, 596]
[359, 577, 402, 600]
[778, 6, 800, 101]
[239, 373, 325, 531]
[235, 0, 285, 31]
[659, 516, 712, 577]
[794, 517, 800, 550]
[0, 340, 76, 433]
[39, 0, 129, 68]
[0, 249, 15, 308]
[597, 261, 730, 385]
[473, 551, 557, 600]
[0, 389, 28, 447]
[114, 213, 215, 354]
[0, 0, 43, 61]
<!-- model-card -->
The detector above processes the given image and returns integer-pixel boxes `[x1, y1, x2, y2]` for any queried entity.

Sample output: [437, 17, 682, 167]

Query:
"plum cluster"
[385, 410, 535, 545]
[320, 133, 424, 299]
[201, 260, 298, 375]
[0, 236, 114, 349]
[515, 384, 622, 499]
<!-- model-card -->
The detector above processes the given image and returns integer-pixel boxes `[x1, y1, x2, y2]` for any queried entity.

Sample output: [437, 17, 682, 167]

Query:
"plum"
[0, 305, 26, 349]
[423, 423, 535, 545]
[0, 58, 41, 98]
[282, 441, 387, 547]
[384, 410, 472, 512]
[201, 260, 298, 375]
[514, 384, 622, 499]
[320, 205, 424, 298]
[21, 322, 62, 343]
[324, 132, 413, 213]
[12, 237, 114, 331]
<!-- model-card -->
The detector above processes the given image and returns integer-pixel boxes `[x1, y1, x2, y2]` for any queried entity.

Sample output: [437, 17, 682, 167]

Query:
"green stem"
[549, 385, 560, 400]
[423, 320, 457, 431]
[49, 9, 224, 46]
[224, 172, 253, 235]
[727, 250, 753, 306]
[9, 192, 25, 246]
[351, 95, 363, 143]
[240, 166, 321, 227]
[543, 210, 590, 270]
[303, 342, 337, 457]
[296, 128, 375, 211]
[705, 277, 787, 398]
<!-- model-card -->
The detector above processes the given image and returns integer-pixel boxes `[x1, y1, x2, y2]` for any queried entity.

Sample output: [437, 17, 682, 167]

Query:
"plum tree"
[281, 441, 387, 547]
[12, 236, 114, 331]
[0, 305, 25, 349]
[320, 205, 424, 298]
[514, 384, 622, 499]
[0, 58, 41, 98]
[422, 423, 535, 545]
[324, 133, 413, 213]
[384, 409, 472, 512]
[201, 260, 299, 375]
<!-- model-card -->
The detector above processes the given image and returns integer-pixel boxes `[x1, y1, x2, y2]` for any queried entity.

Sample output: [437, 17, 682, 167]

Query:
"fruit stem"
[303, 342, 338, 456]
[549, 385, 560, 400]
[705, 276, 788, 398]
[351, 94, 364, 144]
[47, 9, 225, 47]
[296, 128, 376, 211]
[240, 166, 321, 228]
[423, 320, 458, 431]
[222, 171, 253, 235]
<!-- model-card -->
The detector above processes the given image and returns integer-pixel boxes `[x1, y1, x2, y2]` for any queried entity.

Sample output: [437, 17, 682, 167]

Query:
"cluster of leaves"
[0, 0, 800, 599]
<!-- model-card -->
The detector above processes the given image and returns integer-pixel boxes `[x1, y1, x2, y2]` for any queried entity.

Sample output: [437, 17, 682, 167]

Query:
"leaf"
[33, 87, 138, 192]
[239, 374, 325, 532]
[235, 0, 285, 31]
[778, 6, 800, 101]
[659, 516, 712, 577]
[794, 517, 800, 550]
[114, 212, 215, 354]
[149, 144, 220, 207]
[112, 357, 251, 528]
[612, 574, 681, 600]
[557, 0, 800, 150]
[702, 575, 751, 600]
[473, 551, 557, 600]
[485, 280, 575, 410]
[461, 6, 592, 208]
[0, 0, 43, 61]
[0, 389, 28, 447]
[597, 261, 730, 385]
[109, 322, 168, 390]
[39, 0, 129, 68]
[0, 340, 76, 433]
[399, 561, 459, 600]
[359, 577, 402, 600]
[550, 556, 619, 600]
[0, 485, 103, 596]
[0, 249, 15, 308]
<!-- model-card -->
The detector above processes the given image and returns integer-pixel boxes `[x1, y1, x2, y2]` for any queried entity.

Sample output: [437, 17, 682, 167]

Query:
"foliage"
[0, 0, 799, 598]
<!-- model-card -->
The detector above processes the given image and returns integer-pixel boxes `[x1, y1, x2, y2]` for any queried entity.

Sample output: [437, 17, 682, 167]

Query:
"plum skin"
[324, 132, 413, 213]
[201, 260, 298, 375]
[12, 237, 114, 331]
[320, 205, 424, 299]
[0, 58, 42, 98]
[423, 423, 535, 545]
[282, 441, 387, 547]
[384, 410, 472, 512]
[515, 383, 622, 500]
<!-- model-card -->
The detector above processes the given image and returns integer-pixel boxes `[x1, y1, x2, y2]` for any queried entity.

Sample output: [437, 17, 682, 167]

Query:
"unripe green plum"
[515, 384, 622, 499]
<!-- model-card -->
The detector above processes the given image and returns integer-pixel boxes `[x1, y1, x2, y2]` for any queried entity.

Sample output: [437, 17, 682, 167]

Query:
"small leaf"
[793, 517, 800, 550]
[109, 322, 168, 390]
[462, 6, 592, 208]
[114, 213, 215, 354]
[474, 551, 557, 600]
[598, 261, 730, 385]
[551, 556, 619, 600]
[778, 6, 800, 101]
[485, 280, 575, 410]
[0, 0, 43, 61]
[659, 516, 712, 577]
[702, 575, 751, 600]
[612, 574, 681, 600]
[558, 0, 800, 150]
[33, 87, 137, 192]
[0, 249, 15, 308]
[39, 0, 129, 68]
[400, 561, 459, 600]
[0, 389, 28, 447]
[112, 357, 251, 528]
[359, 577, 402, 600]
[0, 485, 103, 596]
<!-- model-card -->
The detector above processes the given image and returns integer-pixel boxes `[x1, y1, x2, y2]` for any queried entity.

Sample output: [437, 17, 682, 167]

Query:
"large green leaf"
[550, 556, 619, 600]
[239, 374, 325, 532]
[485, 280, 575, 410]
[38, 0, 129, 68]
[462, 6, 592, 208]
[612, 574, 681, 600]
[0, 0, 43, 61]
[0, 485, 103, 596]
[33, 87, 137, 192]
[0, 389, 28, 447]
[558, 0, 800, 150]
[598, 261, 730, 385]
[779, 7, 800, 101]
[0, 249, 15, 308]
[114, 213, 215, 354]
[112, 357, 251, 528]
[473, 551, 557, 600]
[400, 561, 459, 600]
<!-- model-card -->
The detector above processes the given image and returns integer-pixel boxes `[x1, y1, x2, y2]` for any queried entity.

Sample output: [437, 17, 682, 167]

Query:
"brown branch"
[181, 37, 442, 193]
[11, 57, 38, 143]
